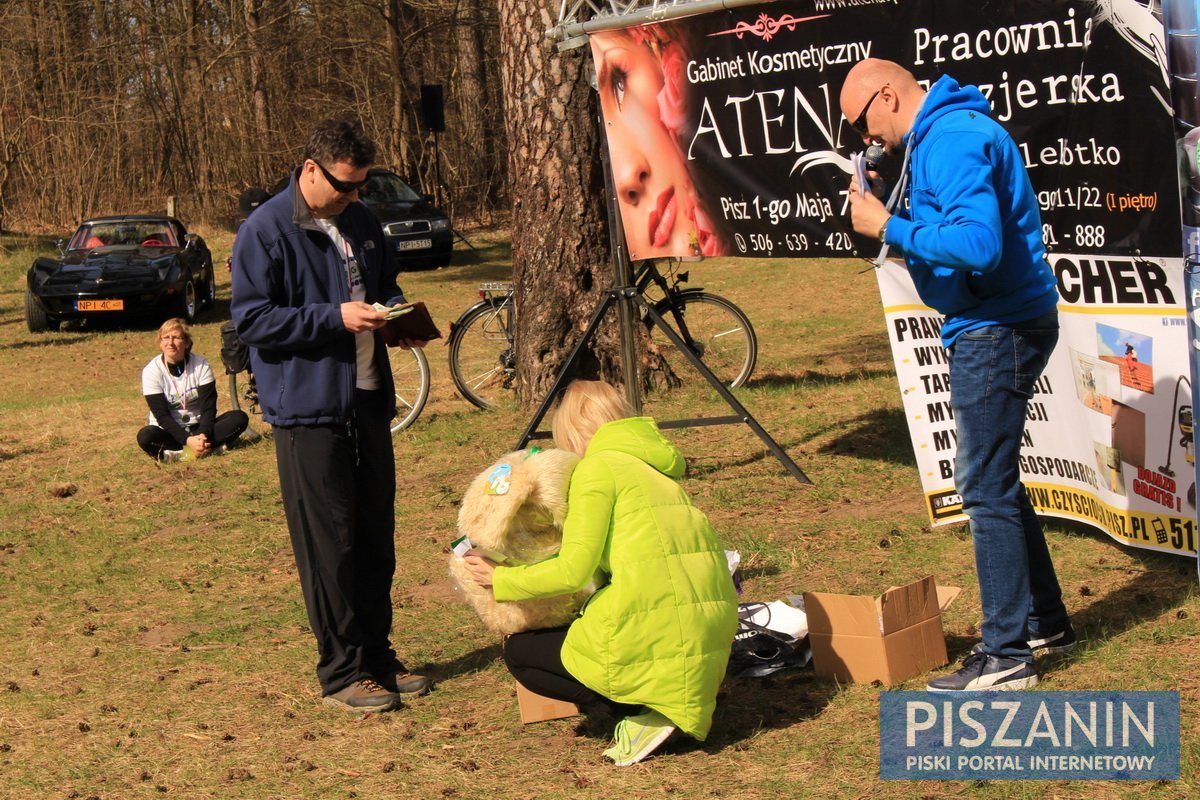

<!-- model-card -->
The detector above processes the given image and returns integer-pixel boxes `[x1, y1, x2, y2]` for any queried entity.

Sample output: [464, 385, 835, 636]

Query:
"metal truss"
[549, 0, 772, 48]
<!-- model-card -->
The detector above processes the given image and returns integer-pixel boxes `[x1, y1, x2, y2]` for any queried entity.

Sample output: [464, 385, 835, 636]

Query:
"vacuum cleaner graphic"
[1159, 375, 1195, 510]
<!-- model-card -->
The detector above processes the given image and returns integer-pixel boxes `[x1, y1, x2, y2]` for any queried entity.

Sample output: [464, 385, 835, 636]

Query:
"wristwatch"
[878, 217, 890, 242]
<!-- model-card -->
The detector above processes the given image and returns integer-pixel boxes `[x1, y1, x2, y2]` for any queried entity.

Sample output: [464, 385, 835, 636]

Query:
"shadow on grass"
[822, 329, 896, 363]
[944, 525, 1196, 665]
[3, 301, 232, 345]
[0, 445, 38, 461]
[743, 368, 898, 390]
[443, 236, 511, 269]
[1051, 530, 1195, 655]
[738, 564, 782, 581]
[0, 332, 98, 350]
[420, 642, 504, 683]
[402, 237, 512, 286]
[685, 406, 916, 479]
[818, 407, 916, 464]
[699, 670, 836, 755]
[562, 667, 838, 751]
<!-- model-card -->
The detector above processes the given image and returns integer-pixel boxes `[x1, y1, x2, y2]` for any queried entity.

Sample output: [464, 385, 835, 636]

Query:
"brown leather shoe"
[379, 670, 433, 696]
[322, 678, 401, 712]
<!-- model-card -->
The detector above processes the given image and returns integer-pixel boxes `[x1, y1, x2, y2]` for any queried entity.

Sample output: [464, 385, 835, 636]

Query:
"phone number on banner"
[718, 192, 860, 256]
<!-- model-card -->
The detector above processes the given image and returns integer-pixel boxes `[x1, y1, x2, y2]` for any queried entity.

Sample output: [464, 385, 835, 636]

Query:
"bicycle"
[220, 320, 430, 435]
[447, 260, 757, 410]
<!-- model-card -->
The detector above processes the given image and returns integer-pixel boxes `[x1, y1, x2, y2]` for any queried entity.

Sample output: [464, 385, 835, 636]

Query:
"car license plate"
[397, 239, 432, 252]
[76, 299, 124, 311]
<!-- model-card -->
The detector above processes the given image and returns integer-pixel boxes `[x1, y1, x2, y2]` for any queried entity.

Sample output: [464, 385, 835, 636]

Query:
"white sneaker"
[159, 449, 183, 463]
[603, 709, 677, 766]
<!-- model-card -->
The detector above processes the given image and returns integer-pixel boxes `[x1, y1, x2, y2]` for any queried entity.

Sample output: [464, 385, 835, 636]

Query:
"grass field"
[0, 226, 1196, 799]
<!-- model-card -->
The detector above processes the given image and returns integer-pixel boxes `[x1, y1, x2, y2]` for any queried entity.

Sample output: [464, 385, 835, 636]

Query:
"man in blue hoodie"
[232, 118, 431, 711]
[841, 59, 1075, 691]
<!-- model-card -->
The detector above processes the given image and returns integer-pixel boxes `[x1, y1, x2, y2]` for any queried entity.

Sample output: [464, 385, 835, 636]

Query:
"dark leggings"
[503, 627, 639, 716]
[136, 410, 250, 459]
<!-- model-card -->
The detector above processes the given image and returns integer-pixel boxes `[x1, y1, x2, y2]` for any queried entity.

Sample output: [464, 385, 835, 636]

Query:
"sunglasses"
[850, 88, 883, 135]
[313, 160, 369, 194]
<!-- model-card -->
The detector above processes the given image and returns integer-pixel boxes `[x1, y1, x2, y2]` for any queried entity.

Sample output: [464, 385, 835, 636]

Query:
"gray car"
[360, 168, 453, 270]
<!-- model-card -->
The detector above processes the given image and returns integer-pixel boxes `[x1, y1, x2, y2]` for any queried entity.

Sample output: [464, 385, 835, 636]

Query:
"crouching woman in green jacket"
[463, 380, 738, 766]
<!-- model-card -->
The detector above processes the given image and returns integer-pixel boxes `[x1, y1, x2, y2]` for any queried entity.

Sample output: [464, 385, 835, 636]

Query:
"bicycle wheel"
[448, 300, 516, 410]
[227, 371, 265, 442]
[648, 292, 757, 388]
[389, 345, 430, 433]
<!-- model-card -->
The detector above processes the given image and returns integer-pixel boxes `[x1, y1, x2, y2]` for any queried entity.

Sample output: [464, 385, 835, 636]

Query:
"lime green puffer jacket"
[492, 417, 738, 739]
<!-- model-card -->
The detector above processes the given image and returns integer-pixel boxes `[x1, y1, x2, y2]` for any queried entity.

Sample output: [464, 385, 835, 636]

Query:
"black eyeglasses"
[850, 88, 883, 135]
[313, 160, 369, 194]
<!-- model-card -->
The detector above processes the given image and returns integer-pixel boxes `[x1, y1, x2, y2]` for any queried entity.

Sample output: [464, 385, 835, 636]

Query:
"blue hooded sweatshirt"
[883, 75, 1059, 347]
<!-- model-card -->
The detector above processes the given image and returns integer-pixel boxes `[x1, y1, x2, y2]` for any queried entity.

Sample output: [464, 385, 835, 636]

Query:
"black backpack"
[219, 320, 251, 375]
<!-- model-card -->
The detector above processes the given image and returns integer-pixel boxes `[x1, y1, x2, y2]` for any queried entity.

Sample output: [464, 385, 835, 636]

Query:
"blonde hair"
[551, 380, 635, 457]
[157, 317, 193, 356]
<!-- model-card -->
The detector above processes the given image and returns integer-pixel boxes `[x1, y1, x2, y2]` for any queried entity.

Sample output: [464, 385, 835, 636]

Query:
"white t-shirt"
[142, 353, 215, 429]
[313, 217, 380, 390]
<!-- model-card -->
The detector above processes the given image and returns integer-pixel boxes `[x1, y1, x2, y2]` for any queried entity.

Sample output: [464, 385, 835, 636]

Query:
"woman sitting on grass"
[463, 379, 738, 766]
[137, 318, 248, 463]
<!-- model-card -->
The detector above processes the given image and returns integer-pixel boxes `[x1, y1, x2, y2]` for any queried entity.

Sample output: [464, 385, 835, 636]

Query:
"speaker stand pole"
[431, 128, 442, 209]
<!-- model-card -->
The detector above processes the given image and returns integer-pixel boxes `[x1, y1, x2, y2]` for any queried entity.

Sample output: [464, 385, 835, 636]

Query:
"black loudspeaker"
[420, 84, 445, 133]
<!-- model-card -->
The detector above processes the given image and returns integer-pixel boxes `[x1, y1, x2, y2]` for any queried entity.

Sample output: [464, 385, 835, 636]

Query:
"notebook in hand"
[378, 301, 441, 346]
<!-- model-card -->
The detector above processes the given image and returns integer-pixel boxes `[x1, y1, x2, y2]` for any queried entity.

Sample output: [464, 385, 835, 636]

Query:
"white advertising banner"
[877, 256, 1195, 556]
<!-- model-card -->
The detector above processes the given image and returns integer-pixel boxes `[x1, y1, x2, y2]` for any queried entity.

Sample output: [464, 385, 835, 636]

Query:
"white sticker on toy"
[486, 463, 512, 495]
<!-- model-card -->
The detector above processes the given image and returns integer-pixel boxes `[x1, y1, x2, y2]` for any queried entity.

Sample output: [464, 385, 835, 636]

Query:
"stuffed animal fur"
[450, 447, 597, 635]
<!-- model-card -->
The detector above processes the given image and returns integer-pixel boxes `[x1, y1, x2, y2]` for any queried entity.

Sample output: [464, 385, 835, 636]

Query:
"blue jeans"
[949, 311, 1069, 663]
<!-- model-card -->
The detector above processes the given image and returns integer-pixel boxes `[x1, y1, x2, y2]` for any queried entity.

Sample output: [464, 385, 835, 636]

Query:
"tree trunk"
[244, 0, 271, 183]
[498, 0, 619, 406]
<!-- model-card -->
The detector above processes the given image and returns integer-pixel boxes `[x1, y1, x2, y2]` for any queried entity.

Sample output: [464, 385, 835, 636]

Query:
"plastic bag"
[729, 601, 811, 678]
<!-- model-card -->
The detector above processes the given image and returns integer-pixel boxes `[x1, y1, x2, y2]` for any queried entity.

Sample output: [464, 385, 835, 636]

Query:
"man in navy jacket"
[232, 118, 431, 711]
[842, 60, 1074, 692]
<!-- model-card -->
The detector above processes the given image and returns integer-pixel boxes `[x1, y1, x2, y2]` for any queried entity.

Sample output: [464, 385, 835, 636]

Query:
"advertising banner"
[1163, 0, 1200, 572]
[591, 0, 1197, 555]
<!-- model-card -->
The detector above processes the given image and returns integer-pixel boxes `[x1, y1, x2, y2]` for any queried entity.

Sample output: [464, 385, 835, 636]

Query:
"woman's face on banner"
[592, 30, 703, 259]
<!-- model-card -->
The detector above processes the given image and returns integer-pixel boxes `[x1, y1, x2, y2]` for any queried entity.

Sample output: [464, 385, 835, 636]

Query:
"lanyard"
[335, 231, 362, 294]
[163, 357, 189, 414]
[874, 143, 912, 268]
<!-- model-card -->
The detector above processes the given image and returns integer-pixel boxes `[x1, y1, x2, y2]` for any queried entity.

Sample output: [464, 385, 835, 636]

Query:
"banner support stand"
[515, 114, 811, 484]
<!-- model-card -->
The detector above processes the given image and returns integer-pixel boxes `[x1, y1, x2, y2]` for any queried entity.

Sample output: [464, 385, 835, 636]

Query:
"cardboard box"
[803, 576, 961, 685]
[515, 683, 579, 724]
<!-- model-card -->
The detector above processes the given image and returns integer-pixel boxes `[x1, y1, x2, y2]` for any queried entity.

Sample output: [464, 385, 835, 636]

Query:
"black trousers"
[274, 390, 402, 694]
[136, 410, 250, 459]
[504, 627, 638, 715]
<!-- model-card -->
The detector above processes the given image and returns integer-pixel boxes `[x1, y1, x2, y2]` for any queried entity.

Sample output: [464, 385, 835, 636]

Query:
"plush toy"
[450, 446, 598, 635]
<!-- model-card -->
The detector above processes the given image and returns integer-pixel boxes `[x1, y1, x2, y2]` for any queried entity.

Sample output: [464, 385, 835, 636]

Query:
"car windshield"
[69, 221, 177, 250]
[361, 173, 423, 204]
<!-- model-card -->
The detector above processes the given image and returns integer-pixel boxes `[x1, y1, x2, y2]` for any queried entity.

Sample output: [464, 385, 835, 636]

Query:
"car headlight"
[30, 259, 56, 286]
[430, 219, 450, 232]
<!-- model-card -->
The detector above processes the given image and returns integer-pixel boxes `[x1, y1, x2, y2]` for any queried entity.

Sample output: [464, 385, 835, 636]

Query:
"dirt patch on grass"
[137, 623, 200, 648]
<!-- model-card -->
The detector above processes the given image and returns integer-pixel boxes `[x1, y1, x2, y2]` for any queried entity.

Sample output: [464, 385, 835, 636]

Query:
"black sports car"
[25, 215, 215, 332]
